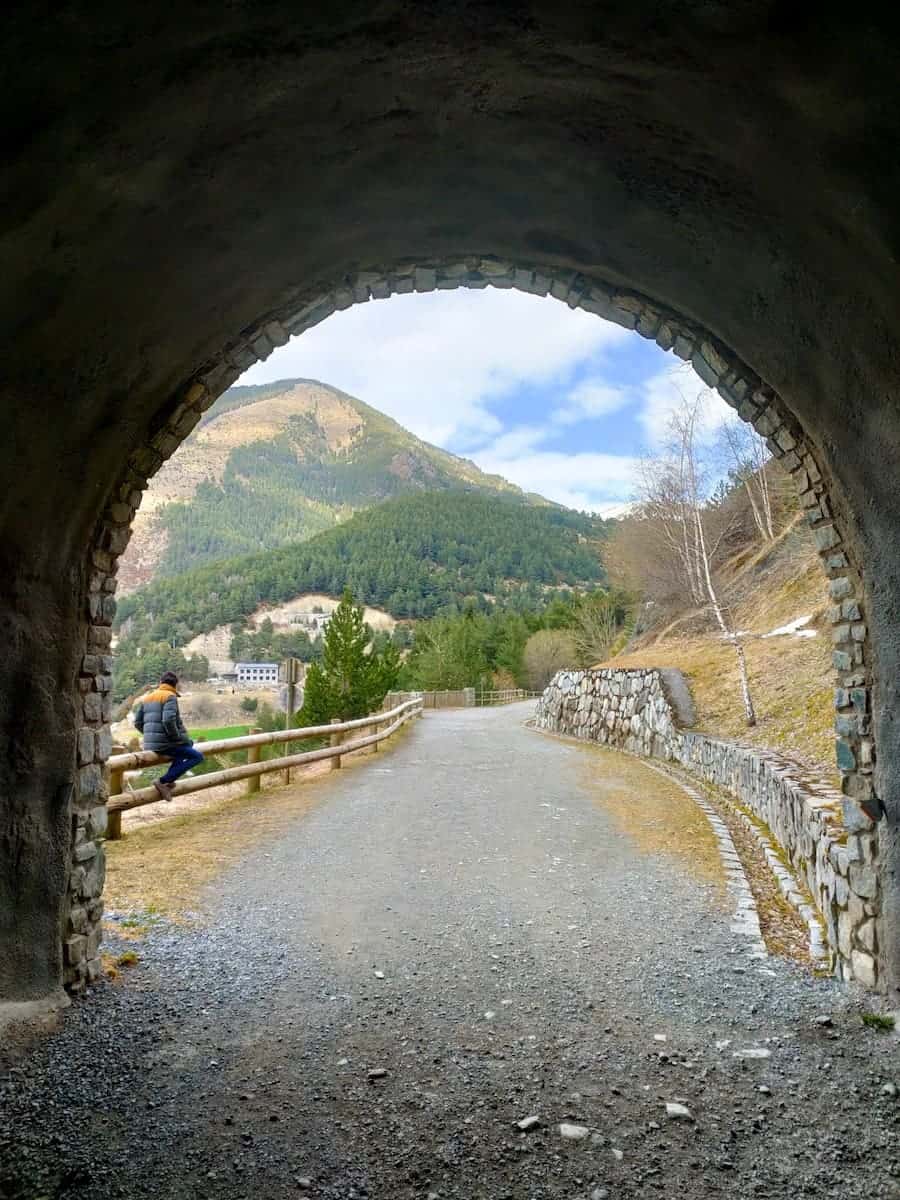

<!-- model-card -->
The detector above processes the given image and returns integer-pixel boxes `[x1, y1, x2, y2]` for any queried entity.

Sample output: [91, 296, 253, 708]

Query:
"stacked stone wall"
[535, 668, 882, 990]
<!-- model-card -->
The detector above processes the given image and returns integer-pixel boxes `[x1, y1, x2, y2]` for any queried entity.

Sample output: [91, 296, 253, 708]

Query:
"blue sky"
[240, 289, 729, 512]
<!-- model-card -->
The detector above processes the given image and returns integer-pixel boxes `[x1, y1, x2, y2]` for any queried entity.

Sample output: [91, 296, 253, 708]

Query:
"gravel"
[2, 704, 899, 1198]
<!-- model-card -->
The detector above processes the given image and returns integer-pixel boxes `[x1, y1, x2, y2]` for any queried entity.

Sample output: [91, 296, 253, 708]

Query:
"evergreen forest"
[116, 492, 608, 649]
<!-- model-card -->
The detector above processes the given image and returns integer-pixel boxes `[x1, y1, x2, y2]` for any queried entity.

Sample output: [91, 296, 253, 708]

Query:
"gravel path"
[2, 705, 898, 1199]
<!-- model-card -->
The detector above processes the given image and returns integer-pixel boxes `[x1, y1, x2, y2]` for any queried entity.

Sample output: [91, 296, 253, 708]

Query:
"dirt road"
[2, 705, 897, 1198]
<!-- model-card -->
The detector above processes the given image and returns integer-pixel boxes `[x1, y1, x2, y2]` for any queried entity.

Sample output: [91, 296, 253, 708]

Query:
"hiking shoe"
[153, 779, 174, 803]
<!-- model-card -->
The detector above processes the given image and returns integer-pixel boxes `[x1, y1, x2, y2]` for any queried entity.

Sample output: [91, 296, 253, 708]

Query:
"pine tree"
[297, 589, 400, 724]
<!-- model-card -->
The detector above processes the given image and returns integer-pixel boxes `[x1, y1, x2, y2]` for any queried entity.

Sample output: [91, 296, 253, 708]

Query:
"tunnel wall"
[61, 261, 881, 994]
[535, 668, 881, 990]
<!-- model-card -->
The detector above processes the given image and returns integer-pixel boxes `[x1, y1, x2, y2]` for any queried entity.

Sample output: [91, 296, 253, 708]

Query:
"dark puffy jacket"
[134, 684, 192, 755]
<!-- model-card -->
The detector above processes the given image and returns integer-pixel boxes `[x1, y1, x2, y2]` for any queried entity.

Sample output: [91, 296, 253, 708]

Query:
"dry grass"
[608, 522, 839, 784]
[104, 726, 412, 920]
[573, 745, 728, 896]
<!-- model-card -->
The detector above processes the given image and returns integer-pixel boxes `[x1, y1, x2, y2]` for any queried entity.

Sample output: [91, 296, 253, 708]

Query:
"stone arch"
[67, 260, 881, 993]
[6, 10, 900, 1011]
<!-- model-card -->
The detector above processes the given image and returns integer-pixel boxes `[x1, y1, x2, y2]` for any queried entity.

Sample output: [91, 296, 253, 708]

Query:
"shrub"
[522, 629, 578, 691]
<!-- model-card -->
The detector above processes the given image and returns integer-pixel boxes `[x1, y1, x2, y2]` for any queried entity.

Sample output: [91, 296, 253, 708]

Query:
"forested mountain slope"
[118, 379, 540, 591]
[116, 492, 607, 646]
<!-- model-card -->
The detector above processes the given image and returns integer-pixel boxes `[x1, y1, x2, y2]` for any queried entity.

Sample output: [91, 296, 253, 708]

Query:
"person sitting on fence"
[133, 671, 204, 802]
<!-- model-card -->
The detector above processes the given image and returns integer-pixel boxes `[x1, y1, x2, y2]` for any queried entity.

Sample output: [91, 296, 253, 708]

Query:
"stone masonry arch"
[2, 8, 900, 1009]
[67, 261, 882, 992]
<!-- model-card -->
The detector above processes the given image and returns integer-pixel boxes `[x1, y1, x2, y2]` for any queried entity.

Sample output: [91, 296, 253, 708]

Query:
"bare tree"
[523, 629, 578, 691]
[720, 415, 775, 542]
[637, 394, 757, 727]
[572, 592, 621, 666]
[636, 452, 706, 607]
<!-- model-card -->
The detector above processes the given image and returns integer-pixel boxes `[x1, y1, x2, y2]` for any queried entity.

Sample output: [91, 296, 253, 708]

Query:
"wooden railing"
[474, 689, 540, 706]
[105, 697, 424, 839]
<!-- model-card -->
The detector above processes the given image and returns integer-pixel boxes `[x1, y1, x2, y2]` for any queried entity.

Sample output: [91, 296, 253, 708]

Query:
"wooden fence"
[105, 697, 423, 838]
[475, 689, 541, 706]
[384, 688, 539, 709]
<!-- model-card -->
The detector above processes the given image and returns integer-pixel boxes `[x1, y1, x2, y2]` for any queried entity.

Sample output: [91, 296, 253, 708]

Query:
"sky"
[240, 289, 733, 513]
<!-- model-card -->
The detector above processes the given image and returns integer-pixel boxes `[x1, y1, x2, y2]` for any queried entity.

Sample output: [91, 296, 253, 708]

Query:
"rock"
[559, 1122, 590, 1140]
[665, 1102, 693, 1120]
[814, 1015, 833, 1028]
[373, 970, 385, 979]
[732, 1048, 771, 1059]
[367, 1068, 388, 1080]
[592, 1190, 609, 1200]
[295, 1178, 312, 1190]
[881, 1082, 898, 1098]
[611, 1148, 624, 1161]
[851, 949, 877, 989]
[516, 1115, 541, 1131]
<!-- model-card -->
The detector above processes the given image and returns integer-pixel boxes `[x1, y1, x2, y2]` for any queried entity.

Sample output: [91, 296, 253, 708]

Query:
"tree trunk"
[693, 502, 757, 726]
[744, 479, 767, 540]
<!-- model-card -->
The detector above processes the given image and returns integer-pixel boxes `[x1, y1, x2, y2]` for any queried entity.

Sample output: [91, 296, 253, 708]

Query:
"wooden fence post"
[246, 727, 262, 794]
[330, 717, 342, 769]
[107, 763, 125, 841]
[282, 658, 300, 784]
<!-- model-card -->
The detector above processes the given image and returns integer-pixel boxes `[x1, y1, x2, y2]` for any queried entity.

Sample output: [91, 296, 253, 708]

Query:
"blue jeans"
[159, 745, 204, 785]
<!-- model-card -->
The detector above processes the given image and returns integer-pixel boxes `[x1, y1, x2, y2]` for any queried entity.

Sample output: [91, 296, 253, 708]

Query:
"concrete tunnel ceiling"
[1, 5, 899, 1001]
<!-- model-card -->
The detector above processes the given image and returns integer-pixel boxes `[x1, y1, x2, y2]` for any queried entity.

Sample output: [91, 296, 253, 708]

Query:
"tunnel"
[1, 4, 898, 1006]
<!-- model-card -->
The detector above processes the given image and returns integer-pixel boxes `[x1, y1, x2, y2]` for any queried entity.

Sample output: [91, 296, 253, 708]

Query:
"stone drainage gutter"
[644, 762, 768, 959]
[646, 758, 830, 972]
[534, 668, 882, 991]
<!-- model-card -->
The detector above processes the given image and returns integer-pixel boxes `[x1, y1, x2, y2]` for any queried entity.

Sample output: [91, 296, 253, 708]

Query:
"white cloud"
[638, 363, 734, 449]
[552, 381, 630, 426]
[474, 444, 641, 512]
[241, 288, 631, 447]
[480, 425, 548, 459]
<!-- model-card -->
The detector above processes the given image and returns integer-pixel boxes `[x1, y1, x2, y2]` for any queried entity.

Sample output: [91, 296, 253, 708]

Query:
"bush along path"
[2, 705, 898, 1199]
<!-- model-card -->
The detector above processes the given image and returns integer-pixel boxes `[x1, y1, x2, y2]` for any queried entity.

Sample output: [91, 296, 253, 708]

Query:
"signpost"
[281, 657, 302, 783]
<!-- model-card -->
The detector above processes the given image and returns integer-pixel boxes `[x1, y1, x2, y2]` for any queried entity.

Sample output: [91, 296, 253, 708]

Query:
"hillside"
[607, 514, 838, 782]
[115, 491, 607, 647]
[118, 379, 539, 592]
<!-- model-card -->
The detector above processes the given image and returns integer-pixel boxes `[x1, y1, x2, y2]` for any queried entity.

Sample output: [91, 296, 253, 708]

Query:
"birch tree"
[638, 394, 758, 727]
[720, 415, 775, 542]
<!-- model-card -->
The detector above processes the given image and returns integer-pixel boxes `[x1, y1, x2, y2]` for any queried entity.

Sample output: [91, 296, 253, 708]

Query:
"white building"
[235, 662, 279, 685]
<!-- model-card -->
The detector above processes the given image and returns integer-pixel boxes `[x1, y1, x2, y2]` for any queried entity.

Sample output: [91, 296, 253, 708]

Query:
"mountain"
[115, 491, 608, 647]
[118, 379, 541, 592]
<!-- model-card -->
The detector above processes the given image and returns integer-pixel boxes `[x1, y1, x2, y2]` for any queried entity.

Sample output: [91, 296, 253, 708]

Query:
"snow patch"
[763, 614, 817, 639]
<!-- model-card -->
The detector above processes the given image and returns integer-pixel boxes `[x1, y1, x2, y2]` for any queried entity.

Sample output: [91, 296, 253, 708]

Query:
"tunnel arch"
[66, 260, 883, 994]
[4, 9, 900, 1010]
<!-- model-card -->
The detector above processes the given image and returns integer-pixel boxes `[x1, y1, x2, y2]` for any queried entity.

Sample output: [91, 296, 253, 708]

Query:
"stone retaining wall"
[534, 668, 882, 990]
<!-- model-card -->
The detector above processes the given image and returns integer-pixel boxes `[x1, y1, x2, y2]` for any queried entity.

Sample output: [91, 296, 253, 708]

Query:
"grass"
[609, 526, 840, 784]
[572, 745, 728, 896]
[191, 724, 252, 742]
[861, 1012, 896, 1031]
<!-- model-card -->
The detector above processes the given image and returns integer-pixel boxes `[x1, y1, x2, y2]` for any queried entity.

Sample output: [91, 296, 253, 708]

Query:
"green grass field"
[190, 724, 252, 742]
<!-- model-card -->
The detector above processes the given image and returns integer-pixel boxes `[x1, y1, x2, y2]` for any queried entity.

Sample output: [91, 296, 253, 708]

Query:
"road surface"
[2, 705, 897, 1199]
